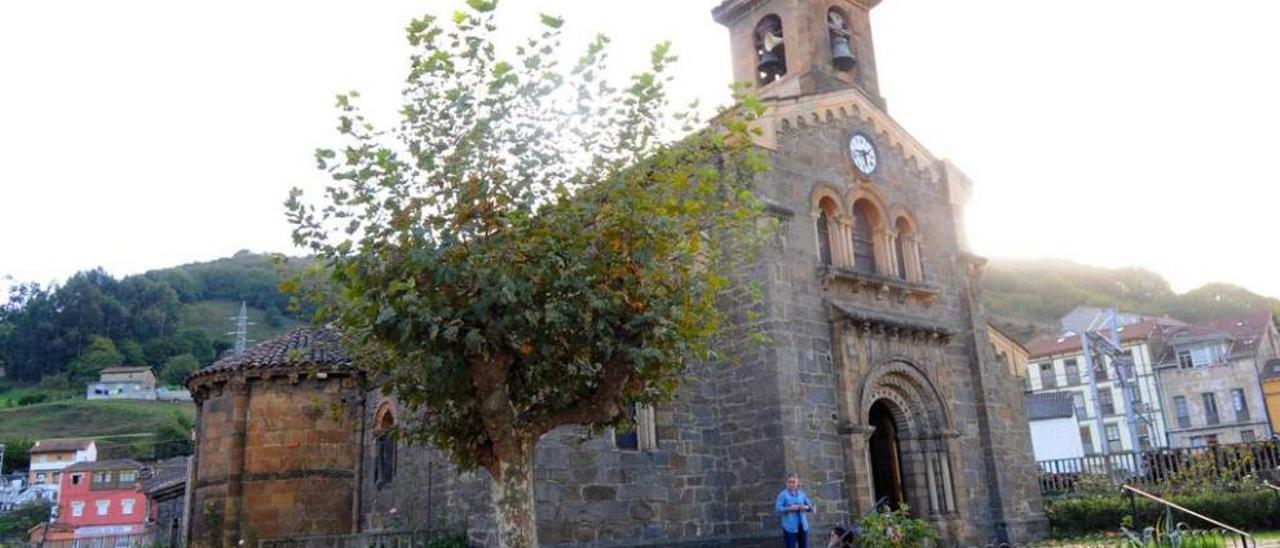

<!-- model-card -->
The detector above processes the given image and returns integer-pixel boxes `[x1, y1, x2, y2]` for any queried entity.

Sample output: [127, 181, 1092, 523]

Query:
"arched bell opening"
[754, 15, 787, 85]
[827, 7, 856, 72]
[868, 399, 906, 510]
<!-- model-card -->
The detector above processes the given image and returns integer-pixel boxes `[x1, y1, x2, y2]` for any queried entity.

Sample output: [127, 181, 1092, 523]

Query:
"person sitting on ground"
[827, 525, 856, 547]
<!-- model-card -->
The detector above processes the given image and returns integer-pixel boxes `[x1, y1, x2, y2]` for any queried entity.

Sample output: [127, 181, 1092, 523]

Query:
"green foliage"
[161, 353, 201, 387]
[287, 0, 768, 477]
[425, 536, 469, 548]
[1045, 491, 1279, 538]
[984, 258, 1280, 341]
[855, 506, 939, 547]
[0, 252, 304, 387]
[151, 410, 195, 459]
[0, 501, 51, 541]
[68, 335, 124, 384]
[0, 436, 32, 472]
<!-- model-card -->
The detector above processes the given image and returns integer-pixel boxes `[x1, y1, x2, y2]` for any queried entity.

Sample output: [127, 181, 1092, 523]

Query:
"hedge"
[1045, 490, 1280, 538]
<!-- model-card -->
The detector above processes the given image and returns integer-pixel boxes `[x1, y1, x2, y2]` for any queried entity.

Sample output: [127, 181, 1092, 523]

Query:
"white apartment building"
[1025, 320, 1177, 455]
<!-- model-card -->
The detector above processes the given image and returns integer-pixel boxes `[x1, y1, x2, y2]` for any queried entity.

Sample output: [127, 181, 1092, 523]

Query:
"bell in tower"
[755, 15, 787, 85]
[828, 9, 857, 72]
[713, 0, 885, 107]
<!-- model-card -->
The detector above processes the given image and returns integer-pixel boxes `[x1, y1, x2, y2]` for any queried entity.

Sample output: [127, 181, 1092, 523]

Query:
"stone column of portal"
[224, 380, 251, 543]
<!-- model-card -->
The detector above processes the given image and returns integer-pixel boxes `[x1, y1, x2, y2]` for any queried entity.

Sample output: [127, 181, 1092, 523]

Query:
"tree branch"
[525, 361, 635, 438]
[468, 351, 520, 475]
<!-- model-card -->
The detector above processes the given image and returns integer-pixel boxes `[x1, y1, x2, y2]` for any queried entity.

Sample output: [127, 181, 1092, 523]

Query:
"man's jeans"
[783, 528, 808, 548]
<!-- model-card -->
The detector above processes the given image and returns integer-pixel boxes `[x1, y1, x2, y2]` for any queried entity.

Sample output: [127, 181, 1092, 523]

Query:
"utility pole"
[1082, 309, 1152, 473]
[227, 302, 255, 355]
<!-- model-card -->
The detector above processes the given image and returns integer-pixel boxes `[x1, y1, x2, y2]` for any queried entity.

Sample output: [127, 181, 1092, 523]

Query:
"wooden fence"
[1038, 440, 1280, 496]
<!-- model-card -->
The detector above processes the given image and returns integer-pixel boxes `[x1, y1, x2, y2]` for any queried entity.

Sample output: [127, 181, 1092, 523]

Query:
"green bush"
[855, 506, 939, 547]
[425, 535, 468, 548]
[1046, 490, 1279, 538]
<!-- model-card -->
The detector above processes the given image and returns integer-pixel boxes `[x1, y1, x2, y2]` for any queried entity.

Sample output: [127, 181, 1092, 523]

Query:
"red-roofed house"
[1024, 319, 1176, 458]
[27, 437, 97, 503]
[1155, 311, 1279, 447]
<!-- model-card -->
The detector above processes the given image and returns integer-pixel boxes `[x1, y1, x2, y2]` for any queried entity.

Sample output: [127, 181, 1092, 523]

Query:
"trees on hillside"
[287, 3, 767, 546]
[0, 252, 305, 385]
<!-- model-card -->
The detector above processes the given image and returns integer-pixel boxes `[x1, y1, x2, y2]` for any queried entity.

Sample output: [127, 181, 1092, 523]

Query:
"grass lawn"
[0, 384, 75, 407]
[0, 398, 194, 460]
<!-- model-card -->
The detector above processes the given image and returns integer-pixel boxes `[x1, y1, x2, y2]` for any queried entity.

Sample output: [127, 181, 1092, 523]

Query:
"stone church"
[186, 0, 1045, 546]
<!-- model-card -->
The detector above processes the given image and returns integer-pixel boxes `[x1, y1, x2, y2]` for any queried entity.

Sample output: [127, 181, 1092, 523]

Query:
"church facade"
[188, 1, 1046, 546]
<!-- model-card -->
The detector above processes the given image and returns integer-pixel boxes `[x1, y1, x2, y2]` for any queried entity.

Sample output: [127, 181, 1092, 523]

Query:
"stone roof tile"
[187, 326, 352, 383]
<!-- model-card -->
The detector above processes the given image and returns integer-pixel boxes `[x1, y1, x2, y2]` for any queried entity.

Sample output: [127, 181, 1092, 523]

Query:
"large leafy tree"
[286, 2, 767, 546]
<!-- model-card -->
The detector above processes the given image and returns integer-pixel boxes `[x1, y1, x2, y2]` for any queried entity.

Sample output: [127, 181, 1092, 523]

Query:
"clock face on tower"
[848, 133, 878, 175]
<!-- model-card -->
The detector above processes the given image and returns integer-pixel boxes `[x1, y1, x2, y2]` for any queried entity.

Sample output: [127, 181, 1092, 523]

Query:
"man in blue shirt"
[775, 474, 814, 548]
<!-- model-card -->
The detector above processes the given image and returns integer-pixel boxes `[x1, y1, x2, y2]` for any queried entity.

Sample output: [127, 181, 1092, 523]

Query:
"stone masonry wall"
[190, 375, 360, 546]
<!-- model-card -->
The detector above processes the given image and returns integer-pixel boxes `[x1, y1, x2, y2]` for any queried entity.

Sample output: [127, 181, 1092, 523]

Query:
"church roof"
[188, 326, 352, 382]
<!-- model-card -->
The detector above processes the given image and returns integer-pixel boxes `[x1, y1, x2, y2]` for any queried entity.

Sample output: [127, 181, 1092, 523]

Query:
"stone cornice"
[757, 86, 942, 182]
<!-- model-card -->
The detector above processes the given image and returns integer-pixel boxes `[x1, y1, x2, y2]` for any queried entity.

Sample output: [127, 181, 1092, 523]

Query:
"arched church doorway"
[868, 399, 905, 510]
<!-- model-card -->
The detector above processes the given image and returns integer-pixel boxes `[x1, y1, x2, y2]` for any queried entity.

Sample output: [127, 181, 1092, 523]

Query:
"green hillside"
[180, 299, 296, 348]
[0, 251, 311, 385]
[983, 258, 1280, 342]
[0, 399, 194, 470]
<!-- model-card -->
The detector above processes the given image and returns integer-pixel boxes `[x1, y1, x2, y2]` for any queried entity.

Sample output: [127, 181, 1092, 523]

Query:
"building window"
[1231, 388, 1249, 422]
[93, 472, 107, 484]
[1178, 350, 1193, 369]
[1095, 361, 1109, 381]
[118, 470, 137, 483]
[892, 216, 921, 282]
[615, 403, 658, 452]
[1073, 392, 1088, 419]
[1129, 384, 1142, 405]
[816, 209, 833, 267]
[1190, 436, 1205, 448]
[1064, 359, 1080, 386]
[96, 499, 109, 516]
[1242, 430, 1257, 443]
[71, 474, 82, 486]
[1038, 363, 1056, 389]
[1138, 423, 1151, 449]
[1099, 389, 1116, 416]
[1203, 393, 1220, 426]
[1080, 426, 1095, 455]
[851, 200, 877, 274]
[374, 401, 398, 488]
[71, 501, 84, 517]
[52, 472, 60, 485]
[35, 473, 45, 484]
[1174, 396, 1191, 428]
[1105, 424, 1122, 452]
[121, 499, 135, 515]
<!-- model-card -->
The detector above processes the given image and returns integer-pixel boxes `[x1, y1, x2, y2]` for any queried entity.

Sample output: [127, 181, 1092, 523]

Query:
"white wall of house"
[1027, 342, 1170, 451]
[1030, 416, 1084, 462]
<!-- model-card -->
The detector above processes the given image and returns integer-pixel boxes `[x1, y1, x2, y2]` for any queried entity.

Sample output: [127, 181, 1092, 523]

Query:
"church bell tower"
[712, 0, 885, 107]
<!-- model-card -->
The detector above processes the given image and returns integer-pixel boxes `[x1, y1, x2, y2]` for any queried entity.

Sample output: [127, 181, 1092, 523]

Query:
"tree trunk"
[491, 439, 538, 548]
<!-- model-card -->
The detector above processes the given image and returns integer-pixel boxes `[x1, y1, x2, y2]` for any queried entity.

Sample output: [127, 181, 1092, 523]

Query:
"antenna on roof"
[227, 302, 256, 355]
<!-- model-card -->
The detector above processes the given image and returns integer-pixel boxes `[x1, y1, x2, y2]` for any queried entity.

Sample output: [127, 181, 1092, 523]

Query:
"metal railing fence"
[1038, 440, 1280, 496]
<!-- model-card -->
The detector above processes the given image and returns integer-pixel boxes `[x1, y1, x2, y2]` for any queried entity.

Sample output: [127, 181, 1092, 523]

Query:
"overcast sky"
[2, 1, 1278, 299]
